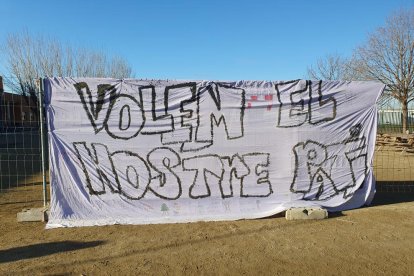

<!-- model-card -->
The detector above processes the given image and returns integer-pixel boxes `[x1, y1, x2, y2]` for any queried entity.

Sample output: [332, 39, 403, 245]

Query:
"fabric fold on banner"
[44, 78, 385, 228]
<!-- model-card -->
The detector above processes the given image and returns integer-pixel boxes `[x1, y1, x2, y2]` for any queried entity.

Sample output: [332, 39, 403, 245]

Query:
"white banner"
[44, 78, 384, 228]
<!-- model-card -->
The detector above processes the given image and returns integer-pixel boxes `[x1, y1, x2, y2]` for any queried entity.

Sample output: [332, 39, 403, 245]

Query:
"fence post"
[38, 78, 48, 207]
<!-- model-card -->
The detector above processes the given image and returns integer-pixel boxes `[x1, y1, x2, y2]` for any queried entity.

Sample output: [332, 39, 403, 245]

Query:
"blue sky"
[1, 0, 413, 81]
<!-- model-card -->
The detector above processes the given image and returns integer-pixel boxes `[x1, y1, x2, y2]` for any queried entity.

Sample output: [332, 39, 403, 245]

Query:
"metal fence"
[375, 133, 414, 193]
[378, 109, 414, 134]
[0, 77, 48, 206]
[0, 77, 412, 208]
[376, 106, 414, 193]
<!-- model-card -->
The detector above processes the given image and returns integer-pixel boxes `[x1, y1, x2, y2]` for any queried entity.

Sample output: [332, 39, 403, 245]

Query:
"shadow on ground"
[0, 241, 105, 263]
[371, 191, 414, 206]
[372, 180, 414, 206]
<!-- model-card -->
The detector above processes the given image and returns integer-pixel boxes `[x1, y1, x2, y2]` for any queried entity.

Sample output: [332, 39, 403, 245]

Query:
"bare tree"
[307, 53, 351, 81]
[0, 31, 133, 99]
[351, 9, 414, 133]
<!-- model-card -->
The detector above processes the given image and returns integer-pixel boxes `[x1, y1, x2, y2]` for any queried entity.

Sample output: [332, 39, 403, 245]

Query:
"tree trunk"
[402, 100, 408, 133]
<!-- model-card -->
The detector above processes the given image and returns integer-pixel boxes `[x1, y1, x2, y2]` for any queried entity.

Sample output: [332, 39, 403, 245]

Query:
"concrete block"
[17, 207, 49, 222]
[285, 207, 328, 220]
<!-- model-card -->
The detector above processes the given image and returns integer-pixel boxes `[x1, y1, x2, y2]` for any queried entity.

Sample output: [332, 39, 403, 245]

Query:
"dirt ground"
[1, 146, 414, 275]
[0, 185, 413, 276]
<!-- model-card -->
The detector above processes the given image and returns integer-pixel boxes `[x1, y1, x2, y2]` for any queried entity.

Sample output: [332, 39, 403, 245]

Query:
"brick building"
[0, 76, 39, 129]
